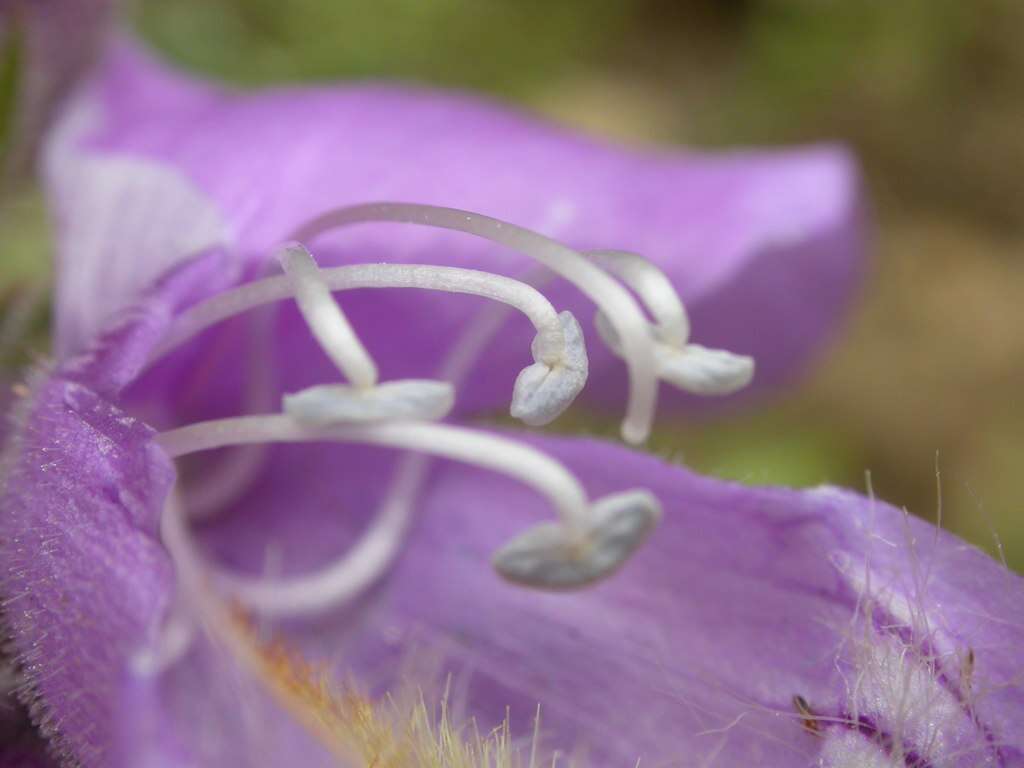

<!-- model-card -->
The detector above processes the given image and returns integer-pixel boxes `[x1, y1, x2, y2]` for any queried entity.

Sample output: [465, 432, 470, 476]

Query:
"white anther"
[290, 202, 660, 444]
[283, 379, 454, 424]
[492, 489, 661, 589]
[655, 343, 754, 395]
[588, 249, 690, 346]
[278, 243, 378, 389]
[148, 261, 588, 426]
[511, 311, 588, 426]
[595, 309, 754, 396]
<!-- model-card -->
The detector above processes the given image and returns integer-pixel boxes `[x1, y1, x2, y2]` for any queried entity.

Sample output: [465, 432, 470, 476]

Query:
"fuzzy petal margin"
[46, 38, 864, 418]
[0, 251, 231, 765]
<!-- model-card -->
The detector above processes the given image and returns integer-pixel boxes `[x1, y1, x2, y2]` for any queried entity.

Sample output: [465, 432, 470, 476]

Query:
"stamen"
[263, 307, 516, 620]
[492, 488, 660, 589]
[290, 202, 659, 444]
[585, 249, 754, 396]
[510, 311, 588, 427]
[149, 260, 588, 425]
[278, 244, 377, 389]
[158, 415, 589, 527]
[155, 415, 660, 611]
[594, 299, 754, 396]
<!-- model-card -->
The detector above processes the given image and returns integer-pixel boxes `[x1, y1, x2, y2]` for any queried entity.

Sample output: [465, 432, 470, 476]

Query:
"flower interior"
[135, 202, 754, 759]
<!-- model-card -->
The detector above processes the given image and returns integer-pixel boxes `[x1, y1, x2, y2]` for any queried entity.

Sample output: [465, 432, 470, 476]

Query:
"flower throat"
[140, 202, 755, 751]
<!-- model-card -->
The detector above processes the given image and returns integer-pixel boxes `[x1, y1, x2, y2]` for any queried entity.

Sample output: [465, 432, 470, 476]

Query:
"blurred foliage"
[0, 22, 22, 162]
[3, 0, 1024, 568]
[132, 0, 633, 97]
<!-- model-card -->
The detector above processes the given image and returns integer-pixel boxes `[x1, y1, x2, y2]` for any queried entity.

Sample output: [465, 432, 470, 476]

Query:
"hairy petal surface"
[47, 39, 864, 417]
[0, 252, 231, 766]
[0, 375, 174, 766]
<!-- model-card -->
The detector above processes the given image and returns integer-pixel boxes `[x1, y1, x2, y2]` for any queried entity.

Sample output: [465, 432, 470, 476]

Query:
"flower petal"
[193, 435, 1024, 766]
[6, 324, 1022, 767]
[43, 90, 229, 359]
[0, 250, 234, 766]
[50, 39, 864, 418]
[0, 373, 174, 765]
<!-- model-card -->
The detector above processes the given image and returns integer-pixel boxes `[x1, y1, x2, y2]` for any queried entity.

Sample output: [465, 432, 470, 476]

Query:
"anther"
[510, 311, 588, 427]
[594, 301, 754, 396]
[290, 202, 660, 443]
[492, 489, 661, 589]
[587, 249, 753, 396]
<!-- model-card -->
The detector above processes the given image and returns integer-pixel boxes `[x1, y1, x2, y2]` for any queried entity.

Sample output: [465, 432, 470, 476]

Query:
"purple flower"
[2, 36, 1022, 768]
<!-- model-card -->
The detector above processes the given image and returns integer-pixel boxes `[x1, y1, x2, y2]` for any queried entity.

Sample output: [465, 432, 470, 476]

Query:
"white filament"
[587, 249, 690, 346]
[143, 489, 246, 676]
[235, 305, 516, 619]
[150, 261, 566, 367]
[283, 379, 455, 425]
[157, 416, 593, 615]
[157, 416, 588, 527]
[151, 490, 356, 758]
[587, 249, 755, 397]
[183, 309, 277, 521]
[278, 244, 378, 388]
[222, 454, 430, 617]
[291, 202, 659, 444]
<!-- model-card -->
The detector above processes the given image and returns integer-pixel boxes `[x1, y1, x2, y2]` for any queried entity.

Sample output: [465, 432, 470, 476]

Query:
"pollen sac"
[595, 311, 753, 396]
[510, 311, 588, 426]
[492, 489, 661, 589]
[283, 379, 454, 424]
[655, 344, 753, 395]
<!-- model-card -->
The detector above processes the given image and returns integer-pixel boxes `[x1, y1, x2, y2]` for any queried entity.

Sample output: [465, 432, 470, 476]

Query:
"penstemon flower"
[2, 34, 1022, 768]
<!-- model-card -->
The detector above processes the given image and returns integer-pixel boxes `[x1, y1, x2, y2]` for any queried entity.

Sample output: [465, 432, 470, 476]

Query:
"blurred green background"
[2, 0, 1023, 569]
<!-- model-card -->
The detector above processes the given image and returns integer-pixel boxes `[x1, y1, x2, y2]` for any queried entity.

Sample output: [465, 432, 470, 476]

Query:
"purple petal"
[48, 39, 864, 418]
[194, 434, 1022, 766]
[0, 253, 231, 765]
[5, 326, 1023, 767]
[0, 374, 174, 765]
[112, 643, 338, 768]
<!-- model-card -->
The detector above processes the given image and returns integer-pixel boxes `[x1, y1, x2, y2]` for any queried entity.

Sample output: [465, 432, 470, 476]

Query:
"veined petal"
[48, 39, 864, 416]
[44, 93, 230, 359]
